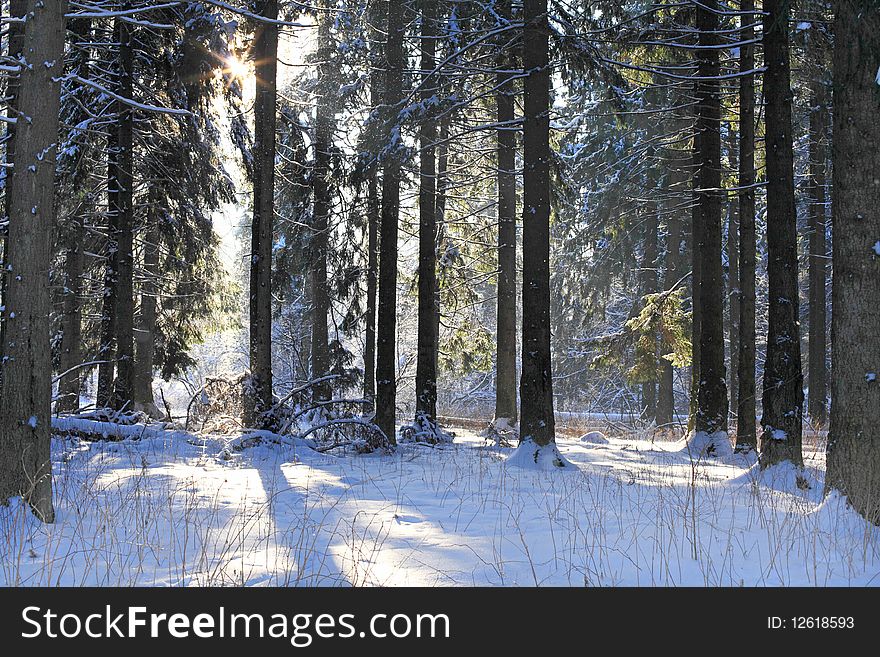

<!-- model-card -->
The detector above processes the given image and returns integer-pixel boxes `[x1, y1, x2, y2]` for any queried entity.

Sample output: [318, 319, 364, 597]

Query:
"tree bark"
[363, 0, 384, 413]
[727, 123, 739, 415]
[0, 0, 67, 523]
[364, 176, 378, 411]
[807, 43, 828, 426]
[759, 0, 803, 467]
[311, 3, 333, 403]
[112, 10, 136, 410]
[825, 0, 880, 522]
[735, 0, 758, 453]
[519, 0, 556, 447]
[688, 106, 702, 432]
[641, 192, 659, 422]
[56, 15, 92, 413]
[415, 0, 440, 430]
[97, 19, 124, 408]
[247, 0, 278, 426]
[694, 0, 729, 437]
[657, 168, 684, 429]
[0, 0, 26, 365]
[494, 0, 518, 425]
[374, 0, 405, 445]
[133, 208, 159, 417]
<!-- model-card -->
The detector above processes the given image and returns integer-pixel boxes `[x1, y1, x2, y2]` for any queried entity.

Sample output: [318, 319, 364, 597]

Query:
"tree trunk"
[640, 193, 659, 422]
[759, 0, 803, 468]
[364, 175, 378, 411]
[688, 107, 702, 432]
[311, 3, 333, 403]
[58, 229, 85, 413]
[807, 49, 828, 426]
[112, 11, 135, 410]
[657, 170, 684, 429]
[825, 0, 880, 522]
[494, 0, 518, 425]
[727, 123, 739, 416]
[694, 0, 728, 438]
[56, 15, 92, 413]
[97, 20, 123, 408]
[133, 211, 159, 417]
[362, 0, 385, 412]
[247, 0, 278, 426]
[415, 0, 440, 431]
[735, 0, 758, 453]
[0, 0, 67, 523]
[374, 0, 405, 445]
[0, 0, 26, 365]
[519, 0, 556, 448]
[364, 176, 379, 407]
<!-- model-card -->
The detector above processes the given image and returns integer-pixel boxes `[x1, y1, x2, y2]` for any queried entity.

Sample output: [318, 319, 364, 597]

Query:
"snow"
[2, 420, 878, 586]
[506, 439, 574, 470]
[680, 430, 734, 459]
[578, 430, 608, 445]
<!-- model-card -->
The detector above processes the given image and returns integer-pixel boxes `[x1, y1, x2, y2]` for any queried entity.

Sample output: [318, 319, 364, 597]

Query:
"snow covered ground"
[2, 422, 878, 586]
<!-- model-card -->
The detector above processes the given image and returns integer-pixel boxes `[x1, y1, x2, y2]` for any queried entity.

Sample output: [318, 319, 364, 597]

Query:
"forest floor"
[2, 421, 878, 586]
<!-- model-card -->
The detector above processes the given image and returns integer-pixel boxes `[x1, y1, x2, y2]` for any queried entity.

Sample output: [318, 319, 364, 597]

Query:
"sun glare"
[224, 55, 249, 81]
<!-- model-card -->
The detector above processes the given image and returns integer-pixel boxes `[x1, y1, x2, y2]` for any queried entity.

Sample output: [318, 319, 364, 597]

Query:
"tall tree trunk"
[0, 0, 67, 523]
[640, 193, 659, 422]
[736, 0, 758, 453]
[247, 0, 278, 426]
[825, 0, 880, 522]
[112, 11, 135, 410]
[759, 0, 803, 468]
[415, 0, 440, 431]
[0, 0, 26, 365]
[374, 0, 405, 445]
[688, 108, 702, 432]
[364, 176, 379, 410]
[807, 50, 828, 426]
[494, 0, 518, 425]
[311, 3, 333, 403]
[363, 1, 383, 413]
[435, 116, 449, 376]
[518, 0, 557, 451]
[56, 16, 92, 413]
[97, 20, 123, 408]
[727, 123, 739, 416]
[693, 0, 729, 439]
[133, 208, 159, 417]
[657, 169, 684, 429]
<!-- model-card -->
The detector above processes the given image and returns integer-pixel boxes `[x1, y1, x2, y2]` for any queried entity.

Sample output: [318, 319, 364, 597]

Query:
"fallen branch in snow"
[51, 416, 179, 442]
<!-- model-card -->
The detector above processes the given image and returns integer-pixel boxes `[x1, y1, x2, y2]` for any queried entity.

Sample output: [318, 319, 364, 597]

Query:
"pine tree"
[806, 22, 829, 427]
[248, 0, 279, 426]
[362, 0, 384, 413]
[56, 15, 93, 413]
[759, 0, 804, 468]
[518, 0, 561, 461]
[0, 0, 68, 522]
[494, 0, 518, 426]
[374, 0, 406, 446]
[693, 0, 729, 443]
[735, 0, 758, 453]
[112, 9, 136, 410]
[310, 1, 334, 403]
[825, 0, 880, 522]
[414, 0, 440, 434]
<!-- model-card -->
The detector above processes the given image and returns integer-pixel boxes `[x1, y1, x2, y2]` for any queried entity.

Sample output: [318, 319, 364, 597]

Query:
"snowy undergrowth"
[2, 422, 879, 586]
